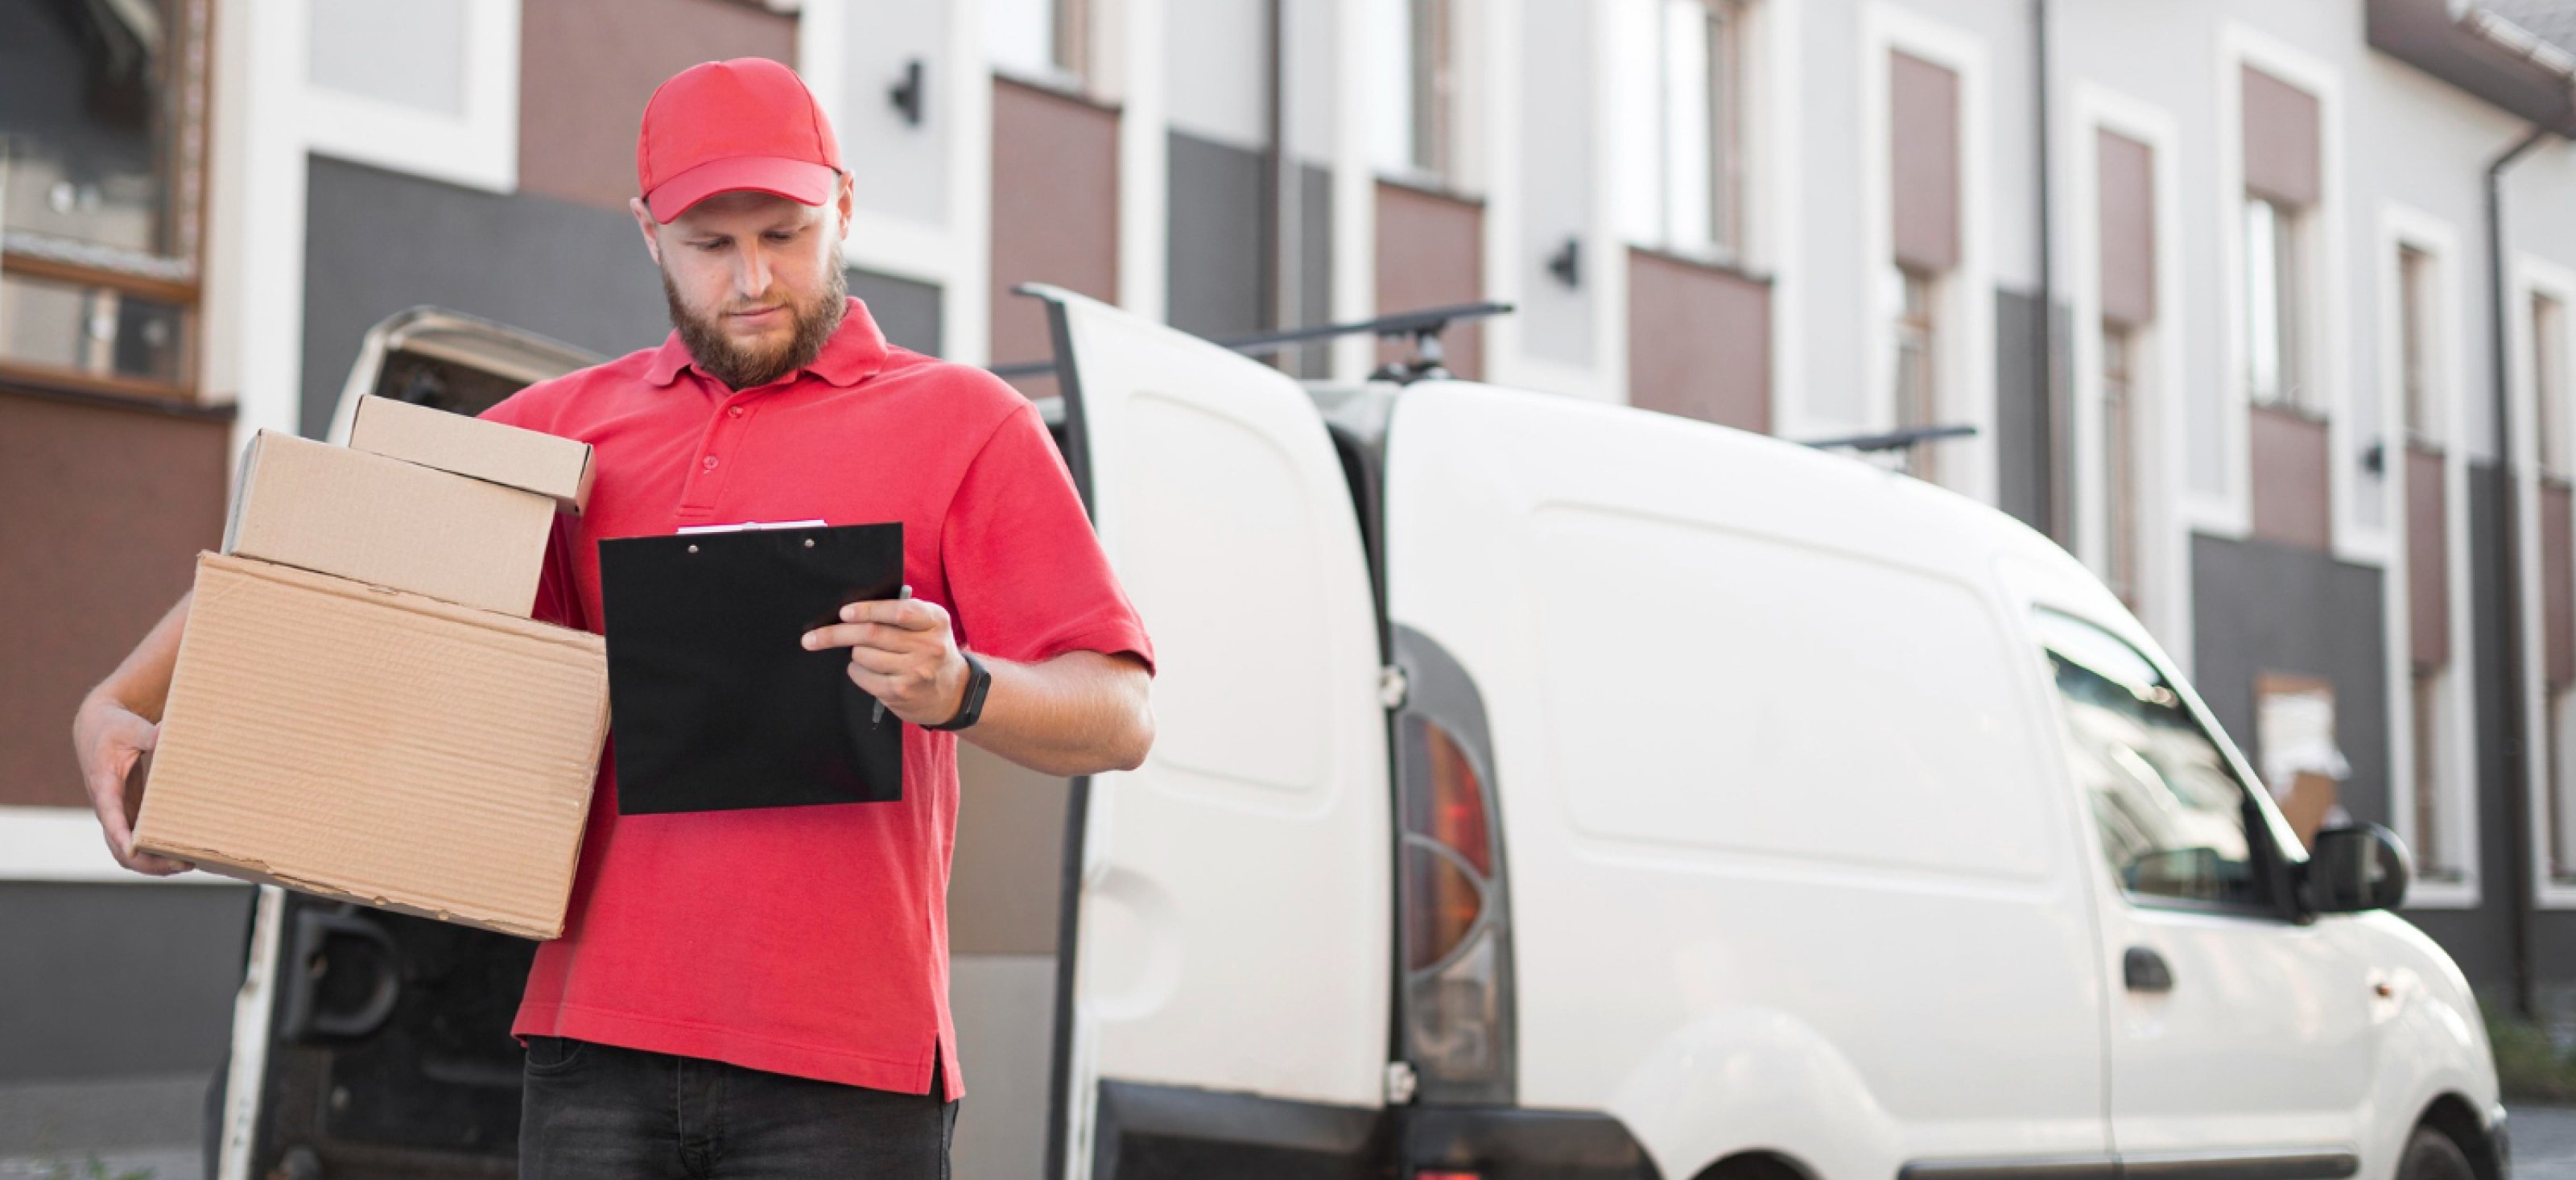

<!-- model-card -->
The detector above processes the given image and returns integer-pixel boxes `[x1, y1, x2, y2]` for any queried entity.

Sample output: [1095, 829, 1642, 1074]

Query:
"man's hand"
[71, 694, 192, 877]
[803, 596, 968, 727]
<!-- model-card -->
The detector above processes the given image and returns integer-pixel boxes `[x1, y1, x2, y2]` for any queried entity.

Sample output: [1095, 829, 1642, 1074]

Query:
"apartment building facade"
[10, 0, 2576, 1152]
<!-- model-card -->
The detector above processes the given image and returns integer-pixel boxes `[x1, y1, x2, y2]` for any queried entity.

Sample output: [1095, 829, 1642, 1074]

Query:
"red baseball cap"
[636, 58, 842, 222]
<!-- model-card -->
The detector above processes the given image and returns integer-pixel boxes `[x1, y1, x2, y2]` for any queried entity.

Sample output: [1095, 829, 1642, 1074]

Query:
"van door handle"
[2124, 947, 2174, 993]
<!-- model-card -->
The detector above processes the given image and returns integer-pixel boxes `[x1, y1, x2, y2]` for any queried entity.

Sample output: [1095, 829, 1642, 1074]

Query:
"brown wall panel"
[2406, 445, 2449, 670]
[2547, 481, 2575, 688]
[1890, 52, 1960, 273]
[2243, 65, 2321, 207]
[2250, 405, 2331, 551]
[1373, 181, 1485, 381]
[2097, 129, 2157, 327]
[0, 392, 230, 808]
[518, 0, 799, 212]
[991, 79, 1121, 398]
[1626, 249, 1769, 433]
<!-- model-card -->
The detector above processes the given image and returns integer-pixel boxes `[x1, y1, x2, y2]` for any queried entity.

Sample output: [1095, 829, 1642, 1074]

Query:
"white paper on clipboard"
[674, 518, 828, 535]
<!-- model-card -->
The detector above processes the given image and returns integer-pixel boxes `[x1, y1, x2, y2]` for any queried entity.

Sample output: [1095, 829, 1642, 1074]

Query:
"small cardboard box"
[225, 431, 552, 617]
[134, 553, 609, 939]
[349, 394, 595, 513]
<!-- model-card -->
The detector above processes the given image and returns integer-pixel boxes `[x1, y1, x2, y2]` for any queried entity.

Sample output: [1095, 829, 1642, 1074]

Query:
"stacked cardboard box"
[133, 398, 608, 940]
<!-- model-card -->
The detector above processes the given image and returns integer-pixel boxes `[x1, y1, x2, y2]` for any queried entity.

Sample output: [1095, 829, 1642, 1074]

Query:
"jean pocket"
[523, 1034, 588, 1076]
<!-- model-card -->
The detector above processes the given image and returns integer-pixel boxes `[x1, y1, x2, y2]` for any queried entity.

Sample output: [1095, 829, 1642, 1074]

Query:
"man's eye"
[693, 240, 728, 253]
[765, 230, 796, 242]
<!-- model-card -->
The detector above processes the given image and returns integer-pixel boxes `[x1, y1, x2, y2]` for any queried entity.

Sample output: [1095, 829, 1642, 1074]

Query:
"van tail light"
[1398, 713, 1512, 1100]
[1418, 1171, 1483, 1180]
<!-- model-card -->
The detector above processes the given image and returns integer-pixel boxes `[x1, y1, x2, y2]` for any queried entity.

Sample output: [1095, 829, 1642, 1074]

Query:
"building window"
[0, 0, 211, 398]
[2416, 667, 2465, 882]
[2103, 321, 2140, 611]
[989, 0, 1090, 89]
[2548, 687, 2576, 883]
[2537, 291, 2569, 477]
[1371, 0, 1460, 187]
[1889, 263, 1939, 482]
[1615, 0, 1749, 261]
[2401, 245, 2439, 444]
[2243, 194, 2307, 412]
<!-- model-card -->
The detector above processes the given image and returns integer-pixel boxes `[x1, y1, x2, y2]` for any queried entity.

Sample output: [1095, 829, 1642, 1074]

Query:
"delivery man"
[68, 58, 1155, 1178]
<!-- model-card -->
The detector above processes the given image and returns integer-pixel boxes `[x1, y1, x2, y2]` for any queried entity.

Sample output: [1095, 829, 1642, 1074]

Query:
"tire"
[2396, 1126, 2477, 1180]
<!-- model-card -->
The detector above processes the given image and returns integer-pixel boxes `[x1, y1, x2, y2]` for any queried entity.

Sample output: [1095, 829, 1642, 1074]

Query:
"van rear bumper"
[1092, 1079, 1658, 1180]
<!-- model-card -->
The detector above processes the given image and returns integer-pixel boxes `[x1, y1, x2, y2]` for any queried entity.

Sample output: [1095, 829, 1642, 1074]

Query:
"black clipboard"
[598, 522, 905, 814]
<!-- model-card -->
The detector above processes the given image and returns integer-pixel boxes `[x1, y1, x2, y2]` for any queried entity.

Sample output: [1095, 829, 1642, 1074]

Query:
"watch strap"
[926, 650, 990, 732]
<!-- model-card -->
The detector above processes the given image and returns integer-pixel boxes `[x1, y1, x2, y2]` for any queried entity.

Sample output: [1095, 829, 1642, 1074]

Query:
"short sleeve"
[941, 403, 1154, 675]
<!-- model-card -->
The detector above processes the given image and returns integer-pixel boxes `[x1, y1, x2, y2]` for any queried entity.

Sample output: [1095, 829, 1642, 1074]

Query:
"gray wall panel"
[302, 156, 672, 436]
[1166, 131, 1269, 344]
[2188, 533, 2391, 831]
[848, 268, 943, 357]
[1996, 289, 2064, 537]
[0, 883, 254, 1083]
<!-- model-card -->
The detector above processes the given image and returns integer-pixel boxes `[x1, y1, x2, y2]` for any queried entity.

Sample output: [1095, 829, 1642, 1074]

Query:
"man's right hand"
[72, 694, 192, 877]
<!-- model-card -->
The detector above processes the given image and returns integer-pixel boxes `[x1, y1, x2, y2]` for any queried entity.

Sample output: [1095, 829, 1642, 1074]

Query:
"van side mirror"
[2301, 824, 2410, 914]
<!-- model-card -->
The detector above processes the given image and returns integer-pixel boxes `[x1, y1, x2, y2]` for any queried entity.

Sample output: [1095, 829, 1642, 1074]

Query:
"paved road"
[2523, 1104, 2576, 1178]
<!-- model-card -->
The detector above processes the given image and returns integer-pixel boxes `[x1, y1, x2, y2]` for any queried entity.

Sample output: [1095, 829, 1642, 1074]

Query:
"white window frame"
[0, 806, 250, 886]
[1856, 2, 1994, 505]
[2066, 82, 2192, 671]
[2379, 203, 2477, 908]
[2206, 24, 2355, 559]
[2514, 252, 2576, 908]
[299, 0, 520, 194]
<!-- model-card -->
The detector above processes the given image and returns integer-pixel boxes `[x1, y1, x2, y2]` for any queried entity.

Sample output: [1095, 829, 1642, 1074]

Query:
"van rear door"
[1028, 287, 1391, 1178]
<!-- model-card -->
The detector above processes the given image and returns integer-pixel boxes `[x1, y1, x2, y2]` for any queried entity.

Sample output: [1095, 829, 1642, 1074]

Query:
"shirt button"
[702, 456, 720, 471]
[727, 406, 744, 419]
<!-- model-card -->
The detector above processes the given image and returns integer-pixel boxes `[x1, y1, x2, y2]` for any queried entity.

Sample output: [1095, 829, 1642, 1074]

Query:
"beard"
[661, 262, 847, 390]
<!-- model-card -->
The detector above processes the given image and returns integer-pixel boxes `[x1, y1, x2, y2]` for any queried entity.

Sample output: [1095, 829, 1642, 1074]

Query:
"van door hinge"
[1379, 666, 1410, 711]
[1385, 1060, 1419, 1105]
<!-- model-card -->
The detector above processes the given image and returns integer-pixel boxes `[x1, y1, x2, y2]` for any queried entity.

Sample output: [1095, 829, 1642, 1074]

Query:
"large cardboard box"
[349, 394, 595, 513]
[134, 553, 609, 939]
[225, 431, 552, 617]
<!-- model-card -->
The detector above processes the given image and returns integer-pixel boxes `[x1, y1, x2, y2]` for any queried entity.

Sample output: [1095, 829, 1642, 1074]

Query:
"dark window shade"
[2097, 130, 2157, 327]
[1889, 51, 1960, 272]
[2242, 65, 2320, 207]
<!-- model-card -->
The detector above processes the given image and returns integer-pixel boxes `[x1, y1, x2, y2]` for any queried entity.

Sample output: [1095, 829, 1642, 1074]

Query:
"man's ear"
[833, 171, 856, 241]
[629, 197, 663, 266]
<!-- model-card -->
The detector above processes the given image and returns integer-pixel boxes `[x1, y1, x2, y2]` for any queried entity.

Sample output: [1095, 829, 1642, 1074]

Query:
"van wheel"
[2396, 1126, 2476, 1180]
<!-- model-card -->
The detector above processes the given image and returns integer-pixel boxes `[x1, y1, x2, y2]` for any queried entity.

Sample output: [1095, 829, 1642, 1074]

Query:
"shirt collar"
[645, 296, 890, 390]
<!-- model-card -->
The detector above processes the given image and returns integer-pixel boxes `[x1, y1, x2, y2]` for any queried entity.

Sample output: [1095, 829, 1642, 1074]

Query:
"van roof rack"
[989, 300, 1516, 382]
[1796, 423, 1979, 452]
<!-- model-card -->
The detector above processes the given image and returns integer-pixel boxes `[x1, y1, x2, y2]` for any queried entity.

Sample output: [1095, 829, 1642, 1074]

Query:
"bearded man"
[69, 58, 1156, 1178]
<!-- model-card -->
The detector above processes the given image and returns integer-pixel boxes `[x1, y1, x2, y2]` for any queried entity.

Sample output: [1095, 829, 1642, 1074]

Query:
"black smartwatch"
[926, 650, 990, 732]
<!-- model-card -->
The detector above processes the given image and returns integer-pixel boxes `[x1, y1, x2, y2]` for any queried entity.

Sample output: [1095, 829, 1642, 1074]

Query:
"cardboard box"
[349, 394, 595, 513]
[134, 554, 609, 939]
[225, 431, 552, 617]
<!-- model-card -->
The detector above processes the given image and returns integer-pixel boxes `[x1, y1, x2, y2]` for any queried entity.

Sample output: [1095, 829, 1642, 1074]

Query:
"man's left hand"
[803, 597, 967, 726]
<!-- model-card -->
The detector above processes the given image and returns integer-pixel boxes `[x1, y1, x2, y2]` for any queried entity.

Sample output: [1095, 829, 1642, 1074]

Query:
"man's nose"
[734, 248, 773, 300]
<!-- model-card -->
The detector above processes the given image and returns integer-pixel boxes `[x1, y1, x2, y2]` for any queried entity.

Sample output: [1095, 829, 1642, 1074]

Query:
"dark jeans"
[520, 1036, 957, 1179]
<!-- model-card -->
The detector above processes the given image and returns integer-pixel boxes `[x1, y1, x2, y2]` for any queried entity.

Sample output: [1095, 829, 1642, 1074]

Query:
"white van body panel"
[1383, 382, 2111, 1176]
[1043, 291, 1392, 1125]
[1995, 540, 2500, 1178]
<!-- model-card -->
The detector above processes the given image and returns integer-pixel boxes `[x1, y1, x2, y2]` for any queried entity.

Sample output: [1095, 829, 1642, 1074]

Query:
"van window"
[2033, 609, 2273, 910]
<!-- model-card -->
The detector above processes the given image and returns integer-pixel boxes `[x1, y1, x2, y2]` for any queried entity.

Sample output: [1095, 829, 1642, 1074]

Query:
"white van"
[209, 292, 2500, 1180]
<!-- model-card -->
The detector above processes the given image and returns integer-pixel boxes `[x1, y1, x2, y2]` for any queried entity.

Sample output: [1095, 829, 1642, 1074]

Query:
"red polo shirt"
[478, 297, 1152, 1100]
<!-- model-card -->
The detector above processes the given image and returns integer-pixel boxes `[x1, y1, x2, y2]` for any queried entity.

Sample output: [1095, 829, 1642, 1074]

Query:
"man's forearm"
[960, 650, 1153, 778]
[88, 594, 190, 721]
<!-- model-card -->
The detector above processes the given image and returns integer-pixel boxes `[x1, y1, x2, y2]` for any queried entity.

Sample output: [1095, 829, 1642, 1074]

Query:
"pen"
[871, 584, 911, 724]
